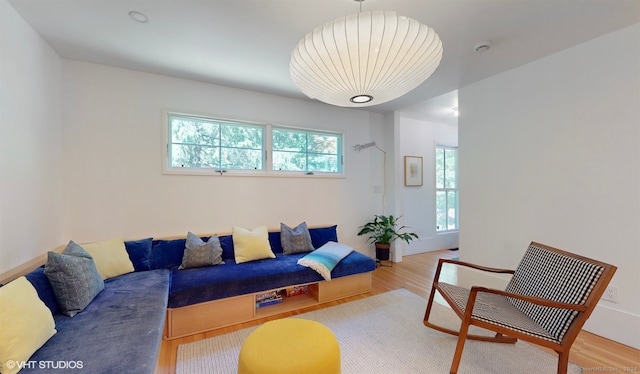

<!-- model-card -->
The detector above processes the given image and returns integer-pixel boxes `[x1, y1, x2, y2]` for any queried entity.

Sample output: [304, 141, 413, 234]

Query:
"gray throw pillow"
[44, 241, 105, 317]
[281, 222, 315, 255]
[180, 232, 225, 269]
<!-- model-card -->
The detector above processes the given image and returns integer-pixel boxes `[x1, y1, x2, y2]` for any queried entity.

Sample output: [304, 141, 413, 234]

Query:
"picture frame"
[404, 156, 423, 186]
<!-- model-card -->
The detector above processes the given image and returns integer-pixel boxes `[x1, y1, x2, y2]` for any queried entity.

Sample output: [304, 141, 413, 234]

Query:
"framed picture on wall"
[404, 156, 423, 186]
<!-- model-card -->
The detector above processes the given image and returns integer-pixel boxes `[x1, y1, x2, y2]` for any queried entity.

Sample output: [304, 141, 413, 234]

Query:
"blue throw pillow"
[125, 238, 152, 271]
[219, 235, 235, 260]
[44, 241, 105, 317]
[309, 225, 338, 248]
[268, 231, 284, 254]
[150, 238, 186, 269]
[25, 267, 61, 315]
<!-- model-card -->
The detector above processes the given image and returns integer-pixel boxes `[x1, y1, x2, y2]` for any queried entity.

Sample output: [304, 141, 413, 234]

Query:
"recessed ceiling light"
[129, 11, 149, 23]
[474, 41, 491, 52]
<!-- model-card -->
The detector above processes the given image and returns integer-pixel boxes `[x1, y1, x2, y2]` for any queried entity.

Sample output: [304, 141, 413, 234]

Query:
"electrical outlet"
[602, 286, 618, 303]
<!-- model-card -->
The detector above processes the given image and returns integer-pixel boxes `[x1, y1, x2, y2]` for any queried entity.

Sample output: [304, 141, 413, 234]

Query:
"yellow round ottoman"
[238, 318, 340, 374]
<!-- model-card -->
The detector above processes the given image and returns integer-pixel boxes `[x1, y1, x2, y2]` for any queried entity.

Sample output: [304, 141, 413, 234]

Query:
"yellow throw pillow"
[232, 226, 276, 264]
[81, 237, 134, 280]
[0, 277, 56, 374]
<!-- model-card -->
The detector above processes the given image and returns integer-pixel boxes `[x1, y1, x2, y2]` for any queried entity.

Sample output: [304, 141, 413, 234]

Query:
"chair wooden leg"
[449, 321, 470, 374]
[557, 351, 569, 374]
[423, 283, 438, 324]
[424, 261, 445, 324]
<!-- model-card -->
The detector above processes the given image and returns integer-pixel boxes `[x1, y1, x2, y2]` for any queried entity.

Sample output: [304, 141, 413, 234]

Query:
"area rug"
[176, 288, 582, 373]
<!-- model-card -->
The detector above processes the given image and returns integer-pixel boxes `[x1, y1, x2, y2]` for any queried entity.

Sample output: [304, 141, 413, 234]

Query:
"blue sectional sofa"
[23, 269, 170, 374]
[17, 225, 375, 373]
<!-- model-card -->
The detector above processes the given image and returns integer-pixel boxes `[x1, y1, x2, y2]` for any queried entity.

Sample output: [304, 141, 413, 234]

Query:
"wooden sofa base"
[164, 272, 372, 339]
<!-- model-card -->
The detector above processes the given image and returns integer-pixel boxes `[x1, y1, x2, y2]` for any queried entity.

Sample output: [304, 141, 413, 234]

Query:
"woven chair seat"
[438, 282, 558, 343]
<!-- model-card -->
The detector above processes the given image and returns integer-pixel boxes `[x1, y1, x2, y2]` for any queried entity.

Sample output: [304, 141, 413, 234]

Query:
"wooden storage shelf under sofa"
[165, 272, 372, 339]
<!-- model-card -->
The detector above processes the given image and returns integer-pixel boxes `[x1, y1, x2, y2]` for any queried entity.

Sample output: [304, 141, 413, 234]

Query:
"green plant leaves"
[356, 215, 418, 245]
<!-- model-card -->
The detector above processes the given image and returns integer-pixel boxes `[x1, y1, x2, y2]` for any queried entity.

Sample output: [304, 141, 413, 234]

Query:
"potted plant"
[357, 214, 418, 261]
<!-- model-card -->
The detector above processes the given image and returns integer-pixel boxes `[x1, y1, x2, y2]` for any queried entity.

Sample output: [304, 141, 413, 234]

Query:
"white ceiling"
[8, 0, 640, 125]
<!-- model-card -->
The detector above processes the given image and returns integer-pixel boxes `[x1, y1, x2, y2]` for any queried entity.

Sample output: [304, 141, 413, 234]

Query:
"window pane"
[447, 190, 458, 230]
[171, 144, 219, 168]
[221, 123, 262, 149]
[273, 129, 306, 152]
[221, 148, 263, 170]
[444, 148, 457, 188]
[308, 154, 338, 172]
[436, 191, 447, 231]
[272, 127, 342, 173]
[436, 146, 458, 231]
[168, 114, 264, 171]
[435, 148, 444, 188]
[272, 151, 305, 171]
[171, 118, 219, 146]
[308, 133, 338, 154]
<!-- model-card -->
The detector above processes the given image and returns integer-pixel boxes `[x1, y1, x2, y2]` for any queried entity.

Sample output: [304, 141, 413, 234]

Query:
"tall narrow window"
[167, 114, 264, 172]
[272, 128, 342, 174]
[436, 146, 458, 231]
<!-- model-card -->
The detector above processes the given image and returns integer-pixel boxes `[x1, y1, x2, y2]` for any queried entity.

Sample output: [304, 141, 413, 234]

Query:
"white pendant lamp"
[290, 5, 443, 107]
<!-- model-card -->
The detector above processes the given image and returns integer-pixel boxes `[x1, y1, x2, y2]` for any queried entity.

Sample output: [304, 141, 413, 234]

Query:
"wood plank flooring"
[156, 250, 639, 374]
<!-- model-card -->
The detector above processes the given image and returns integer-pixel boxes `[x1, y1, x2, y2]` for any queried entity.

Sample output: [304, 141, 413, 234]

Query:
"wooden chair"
[423, 241, 617, 374]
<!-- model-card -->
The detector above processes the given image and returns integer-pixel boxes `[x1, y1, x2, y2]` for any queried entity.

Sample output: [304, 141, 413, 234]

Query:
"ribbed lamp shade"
[290, 11, 443, 107]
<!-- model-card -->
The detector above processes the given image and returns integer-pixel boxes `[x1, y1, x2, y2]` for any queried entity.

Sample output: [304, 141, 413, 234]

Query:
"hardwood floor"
[156, 250, 640, 373]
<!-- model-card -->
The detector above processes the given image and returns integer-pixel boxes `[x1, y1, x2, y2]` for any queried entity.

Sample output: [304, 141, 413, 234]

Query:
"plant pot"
[375, 243, 391, 261]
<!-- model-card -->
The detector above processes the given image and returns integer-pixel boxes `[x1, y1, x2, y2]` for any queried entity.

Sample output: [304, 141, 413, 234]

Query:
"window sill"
[162, 168, 345, 179]
[436, 230, 459, 235]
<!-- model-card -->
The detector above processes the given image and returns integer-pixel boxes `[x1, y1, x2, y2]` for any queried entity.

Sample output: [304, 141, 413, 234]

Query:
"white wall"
[392, 114, 459, 261]
[60, 61, 386, 255]
[459, 24, 640, 348]
[0, 0, 64, 274]
[364, 112, 393, 217]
